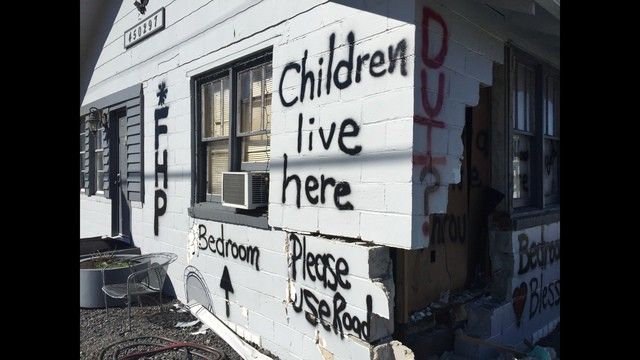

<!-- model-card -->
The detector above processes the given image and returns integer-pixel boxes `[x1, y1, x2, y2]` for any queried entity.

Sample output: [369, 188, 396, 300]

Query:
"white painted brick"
[283, 303, 325, 338]
[360, 122, 387, 153]
[543, 221, 560, 241]
[173, 213, 189, 231]
[228, 284, 260, 311]
[252, 272, 289, 298]
[424, 185, 449, 214]
[442, 40, 468, 75]
[268, 203, 283, 229]
[385, 118, 413, 151]
[414, 124, 449, 157]
[258, 294, 289, 326]
[259, 249, 288, 278]
[384, 182, 412, 214]
[270, 109, 287, 135]
[317, 100, 362, 132]
[260, 339, 289, 360]
[447, 70, 480, 106]
[247, 227, 286, 253]
[224, 300, 250, 329]
[412, 182, 427, 217]
[439, 99, 466, 128]
[301, 335, 325, 360]
[412, 215, 429, 248]
[317, 330, 373, 360]
[361, 151, 412, 183]
[360, 212, 412, 247]
[290, 233, 388, 279]
[465, 50, 494, 86]
[248, 311, 275, 344]
[273, 321, 305, 355]
[282, 205, 319, 233]
[448, 128, 464, 157]
[349, 183, 386, 212]
[362, 87, 414, 124]
[318, 208, 360, 238]
[418, 66, 445, 100]
[165, 195, 188, 214]
[511, 226, 542, 254]
[166, 132, 190, 150]
[434, 155, 463, 185]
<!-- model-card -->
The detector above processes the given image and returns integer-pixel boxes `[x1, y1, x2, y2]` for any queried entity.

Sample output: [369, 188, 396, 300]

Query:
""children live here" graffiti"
[279, 30, 409, 212]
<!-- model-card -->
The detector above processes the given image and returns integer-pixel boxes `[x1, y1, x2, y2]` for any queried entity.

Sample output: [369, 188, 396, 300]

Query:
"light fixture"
[86, 107, 101, 133]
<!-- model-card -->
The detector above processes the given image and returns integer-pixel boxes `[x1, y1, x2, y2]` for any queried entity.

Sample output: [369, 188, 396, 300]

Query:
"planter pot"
[80, 236, 140, 259]
[80, 254, 144, 308]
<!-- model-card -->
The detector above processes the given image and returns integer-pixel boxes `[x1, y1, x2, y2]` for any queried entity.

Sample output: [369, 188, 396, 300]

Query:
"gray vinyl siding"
[83, 124, 91, 190]
[101, 129, 110, 198]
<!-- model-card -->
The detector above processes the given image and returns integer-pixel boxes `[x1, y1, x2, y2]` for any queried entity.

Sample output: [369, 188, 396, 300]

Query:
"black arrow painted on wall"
[220, 266, 234, 317]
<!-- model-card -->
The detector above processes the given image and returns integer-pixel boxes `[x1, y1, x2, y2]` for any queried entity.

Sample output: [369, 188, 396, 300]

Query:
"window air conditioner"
[221, 172, 269, 209]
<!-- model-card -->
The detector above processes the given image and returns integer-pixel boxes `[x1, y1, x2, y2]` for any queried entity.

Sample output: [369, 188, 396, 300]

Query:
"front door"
[110, 109, 132, 239]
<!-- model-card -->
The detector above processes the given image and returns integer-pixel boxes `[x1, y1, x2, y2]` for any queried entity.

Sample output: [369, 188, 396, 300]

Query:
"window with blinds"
[238, 63, 272, 164]
[201, 76, 231, 196]
[193, 50, 272, 208]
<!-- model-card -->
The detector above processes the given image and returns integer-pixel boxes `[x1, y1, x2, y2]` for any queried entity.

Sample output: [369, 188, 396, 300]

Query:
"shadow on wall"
[330, 0, 415, 24]
[80, 0, 123, 105]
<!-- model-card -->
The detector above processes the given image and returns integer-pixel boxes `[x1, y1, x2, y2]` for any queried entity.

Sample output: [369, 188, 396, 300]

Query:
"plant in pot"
[80, 251, 143, 308]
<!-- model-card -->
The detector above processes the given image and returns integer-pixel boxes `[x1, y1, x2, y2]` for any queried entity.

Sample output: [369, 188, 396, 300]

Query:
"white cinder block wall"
[81, 0, 559, 358]
[268, 1, 418, 250]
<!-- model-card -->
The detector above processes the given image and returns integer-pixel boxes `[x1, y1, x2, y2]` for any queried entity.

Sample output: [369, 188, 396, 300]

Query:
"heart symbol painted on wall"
[512, 282, 528, 327]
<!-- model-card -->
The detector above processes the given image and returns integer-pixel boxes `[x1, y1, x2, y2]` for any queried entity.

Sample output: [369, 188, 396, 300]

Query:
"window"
[511, 58, 536, 207]
[192, 50, 272, 222]
[95, 128, 106, 193]
[201, 76, 231, 196]
[80, 119, 87, 191]
[509, 46, 560, 210]
[543, 73, 560, 205]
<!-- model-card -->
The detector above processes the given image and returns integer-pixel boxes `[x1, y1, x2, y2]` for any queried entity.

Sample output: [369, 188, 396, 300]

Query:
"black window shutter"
[87, 130, 96, 196]
[83, 120, 91, 191]
[125, 96, 144, 202]
[102, 128, 110, 198]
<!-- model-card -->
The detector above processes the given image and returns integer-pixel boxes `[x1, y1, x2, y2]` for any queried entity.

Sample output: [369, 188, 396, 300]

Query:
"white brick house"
[80, 1, 559, 358]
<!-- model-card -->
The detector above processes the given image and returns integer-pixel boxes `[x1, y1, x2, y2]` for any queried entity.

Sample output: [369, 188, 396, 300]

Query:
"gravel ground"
[80, 297, 243, 360]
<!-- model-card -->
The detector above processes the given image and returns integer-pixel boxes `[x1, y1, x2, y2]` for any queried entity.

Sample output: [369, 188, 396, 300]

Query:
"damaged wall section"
[457, 222, 560, 358]
[412, 0, 503, 249]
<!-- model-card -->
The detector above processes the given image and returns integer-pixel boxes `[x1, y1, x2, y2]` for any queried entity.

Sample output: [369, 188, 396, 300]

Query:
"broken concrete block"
[453, 330, 500, 360]
[465, 299, 508, 339]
